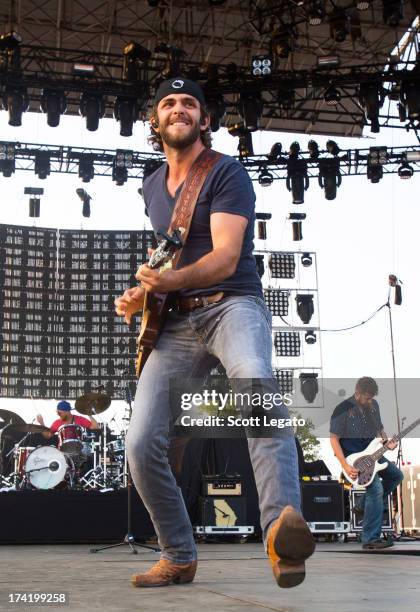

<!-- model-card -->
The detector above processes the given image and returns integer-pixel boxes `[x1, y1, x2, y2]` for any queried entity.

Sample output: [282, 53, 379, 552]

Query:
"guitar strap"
[166, 148, 222, 270]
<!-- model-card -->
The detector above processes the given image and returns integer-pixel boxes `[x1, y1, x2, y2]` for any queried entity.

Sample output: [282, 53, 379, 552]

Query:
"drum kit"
[0, 394, 130, 492]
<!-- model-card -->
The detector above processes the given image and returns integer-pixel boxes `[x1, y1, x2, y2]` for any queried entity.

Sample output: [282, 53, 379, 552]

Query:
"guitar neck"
[371, 417, 420, 462]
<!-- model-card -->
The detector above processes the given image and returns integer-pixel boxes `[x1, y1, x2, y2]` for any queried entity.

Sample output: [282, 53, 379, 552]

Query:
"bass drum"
[25, 446, 74, 490]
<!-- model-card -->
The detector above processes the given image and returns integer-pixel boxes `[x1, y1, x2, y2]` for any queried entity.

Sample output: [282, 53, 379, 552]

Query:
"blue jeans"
[361, 458, 403, 543]
[126, 295, 301, 563]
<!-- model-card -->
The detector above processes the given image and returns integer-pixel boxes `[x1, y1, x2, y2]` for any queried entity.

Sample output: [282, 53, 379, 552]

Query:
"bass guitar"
[135, 230, 182, 378]
[343, 416, 420, 487]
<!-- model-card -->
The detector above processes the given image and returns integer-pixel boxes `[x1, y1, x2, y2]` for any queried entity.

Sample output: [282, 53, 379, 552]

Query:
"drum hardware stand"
[90, 379, 159, 555]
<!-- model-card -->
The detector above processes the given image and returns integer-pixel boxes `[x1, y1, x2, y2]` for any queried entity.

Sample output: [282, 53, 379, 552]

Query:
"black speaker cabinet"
[301, 480, 345, 523]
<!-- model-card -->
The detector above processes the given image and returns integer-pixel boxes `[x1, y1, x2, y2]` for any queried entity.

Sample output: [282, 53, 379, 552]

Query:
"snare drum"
[24, 446, 74, 490]
[14, 447, 35, 479]
[57, 423, 84, 455]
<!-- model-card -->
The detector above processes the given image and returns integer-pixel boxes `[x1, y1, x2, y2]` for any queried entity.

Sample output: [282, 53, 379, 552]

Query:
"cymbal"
[0, 409, 26, 428]
[75, 393, 111, 416]
[10, 423, 51, 434]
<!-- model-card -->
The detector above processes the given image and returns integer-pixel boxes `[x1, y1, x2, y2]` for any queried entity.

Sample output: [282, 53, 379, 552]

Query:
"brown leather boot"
[267, 505, 315, 588]
[131, 559, 197, 588]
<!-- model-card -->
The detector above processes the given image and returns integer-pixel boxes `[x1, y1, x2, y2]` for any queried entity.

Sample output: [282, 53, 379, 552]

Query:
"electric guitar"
[343, 416, 420, 487]
[135, 231, 183, 378]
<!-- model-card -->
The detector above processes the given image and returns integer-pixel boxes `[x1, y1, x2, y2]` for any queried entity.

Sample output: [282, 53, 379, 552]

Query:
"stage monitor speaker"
[350, 490, 392, 531]
[301, 480, 345, 523]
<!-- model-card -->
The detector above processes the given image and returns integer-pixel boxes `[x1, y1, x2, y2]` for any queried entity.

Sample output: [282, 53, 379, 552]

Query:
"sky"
[0, 106, 419, 472]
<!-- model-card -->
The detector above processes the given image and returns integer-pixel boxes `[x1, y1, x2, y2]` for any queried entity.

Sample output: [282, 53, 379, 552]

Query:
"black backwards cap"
[153, 77, 206, 107]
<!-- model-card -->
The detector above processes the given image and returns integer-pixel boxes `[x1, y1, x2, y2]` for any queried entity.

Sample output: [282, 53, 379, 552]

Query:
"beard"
[160, 120, 202, 150]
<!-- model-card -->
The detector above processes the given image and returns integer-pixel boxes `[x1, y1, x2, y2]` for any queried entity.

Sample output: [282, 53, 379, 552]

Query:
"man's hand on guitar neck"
[115, 286, 145, 324]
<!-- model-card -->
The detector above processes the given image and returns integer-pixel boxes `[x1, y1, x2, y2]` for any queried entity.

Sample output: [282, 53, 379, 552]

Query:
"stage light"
[258, 168, 273, 187]
[238, 92, 263, 131]
[114, 97, 140, 137]
[73, 63, 95, 75]
[268, 253, 296, 279]
[34, 151, 51, 179]
[357, 0, 371, 9]
[0, 30, 22, 50]
[228, 124, 254, 157]
[278, 86, 295, 110]
[271, 29, 293, 59]
[382, 0, 403, 26]
[301, 252, 313, 267]
[329, 11, 350, 43]
[264, 289, 289, 317]
[40, 89, 67, 127]
[206, 94, 226, 132]
[358, 82, 385, 133]
[76, 188, 92, 217]
[112, 149, 133, 186]
[308, 1, 325, 25]
[367, 147, 386, 183]
[29, 197, 40, 217]
[398, 162, 414, 179]
[317, 55, 340, 68]
[122, 41, 151, 81]
[296, 294, 314, 324]
[318, 157, 342, 200]
[289, 213, 306, 241]
[324, 86, 341, 106]
[274, 332, 301, 357]
[79, 92, 106, 131]
[2, 86, 29, 126]
[400, 78, 420, 121]
[267, 143, 282, 164]
[252, 55, 272, 77]
[326, 140, 340, 156]
[78, 155, 95, 183]
[273, 369, 294, 394]
[299, 373, 319, 404]
[256, 212, 272, 240]
[305, 330, 317, 344]
[254, 254, 265, 278]
[405, 151, 420, 162]
[286, 143, 309, 205]
[0, 143, 15, 177]
[308, 140, 320, 160]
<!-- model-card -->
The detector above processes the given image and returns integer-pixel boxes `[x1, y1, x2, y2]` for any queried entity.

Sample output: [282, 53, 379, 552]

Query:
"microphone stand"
[90, 377, 159, 555]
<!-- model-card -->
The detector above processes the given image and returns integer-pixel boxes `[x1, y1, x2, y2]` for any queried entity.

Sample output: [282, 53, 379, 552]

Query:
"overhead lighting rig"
[0, 143, 15, 177]
[358, 82, 385, 133]
[40, 89, 67, 127]
[80, 92, 106, 132]
[286, 142, 309, 205]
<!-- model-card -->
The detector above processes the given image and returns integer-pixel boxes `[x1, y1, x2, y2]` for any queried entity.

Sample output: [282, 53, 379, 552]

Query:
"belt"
[176, 291, 225, 313]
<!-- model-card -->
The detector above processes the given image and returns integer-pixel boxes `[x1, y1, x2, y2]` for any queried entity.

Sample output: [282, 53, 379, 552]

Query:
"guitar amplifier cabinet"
[401, 466, 420, 533]
[350, 490, 393, 532]
[301, 480, 345, 524]
[202, 475, 242, 497]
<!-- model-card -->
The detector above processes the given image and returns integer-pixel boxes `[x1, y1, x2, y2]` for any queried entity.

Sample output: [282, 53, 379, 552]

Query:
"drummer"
[36, 400, 100, 439]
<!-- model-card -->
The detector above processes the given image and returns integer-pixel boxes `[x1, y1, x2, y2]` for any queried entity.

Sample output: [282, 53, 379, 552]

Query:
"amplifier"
[199, 496, 247, 529]
[350, 490, 393, 532]
[301, 480, 345, 523]
[401, 466, 420, 533]
[202, 475, 242, 497]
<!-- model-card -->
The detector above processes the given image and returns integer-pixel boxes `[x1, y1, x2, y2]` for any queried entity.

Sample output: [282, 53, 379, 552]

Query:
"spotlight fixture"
[25, 187, 44, 217]
[2, 86, 29, 126]
[278, 85, 295, 110]
[34, 151, 51, 180]
[398, 162, 414, 179]
[305, 330, 317, 344]
[286, 143, 309, 205]
[301, 252, 313, 267]
[79, 92, 106, 131]
[326, 140, 340, 156]
[324, 85, 341, 106]
[307, 140, 320, 160]
[318, 157, 342, 200]
[274, 332, 301, 357]
[357, 0, 371, 9]
[329, 10, 351, 43]
[40, 89, 67, 127]
[308, 1, 326, 26]
[358, 82, 385, 133]
[78, 155, 95, 183]
[256, 212, 272, 240]
[267, 142, 284, 163]
[0, 30, 22, 50]
[289, 213, 306, 241]
[251, 55, 272, 77]
[296, 294, 314, 324]
[206, 94, 226, 132]
[114, 97, 140, 137]
[0, 31, 22, 72]
[0, 143, 15, 177]
[76, 188, 92, 218]
[405, 151, 420, 162]
[112, 149, 133, 186]
[254, 254, 265, 278]
[271, 28, 294, 59]
[317, 55, 340, 68]
[238, 92, 263, 131]
[367, 146, 387, 185]
[268, 253, 296, 279]
[382, 0, 404, 26]
[122, 41, 151, 81]
[228, 124, 254, 158]
[400, 77, 420, 121]
[299, 373, 319, 404]
[258, 167, 274, 187]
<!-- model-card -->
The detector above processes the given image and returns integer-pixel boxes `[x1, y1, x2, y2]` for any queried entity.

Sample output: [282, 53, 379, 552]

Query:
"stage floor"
[1, 541, 419, 611]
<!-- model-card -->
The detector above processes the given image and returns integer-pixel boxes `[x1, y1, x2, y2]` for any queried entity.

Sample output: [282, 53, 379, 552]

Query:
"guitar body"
[343, 438, 388, 487]
[135, 291, 170, 378]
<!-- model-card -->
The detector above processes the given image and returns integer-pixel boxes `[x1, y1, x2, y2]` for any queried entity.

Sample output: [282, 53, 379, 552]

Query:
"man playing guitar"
[115, 78, 314, 590]
[330, 377, 403, 549]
